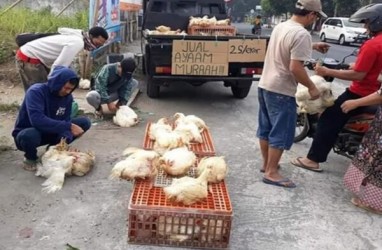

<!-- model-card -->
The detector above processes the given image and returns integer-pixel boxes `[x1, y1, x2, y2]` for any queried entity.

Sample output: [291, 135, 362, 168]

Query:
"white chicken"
[189, 16, 217, 27]
[113, 105, 139, 127]
[216, 19, 230, 26]
[296, 75, 335, 114]
[153, 130, 188, 155]
[35, 139, 95, 193]
[79, 78, 91, 89]
[159, 147, 197, 176]
[197, 156, 227, 183]
[173, 120, 203, 143]
[157, 216, 203, 242]
[173, 112, 208, 132]
[148, 118, 172, 140]
[109, 147, 159, 180]
[163, 166, 212, 205]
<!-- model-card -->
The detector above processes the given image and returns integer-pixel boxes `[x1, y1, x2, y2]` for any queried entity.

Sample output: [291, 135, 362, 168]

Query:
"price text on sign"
[172, 40, 229, 76]
[228, 39, 266, 62]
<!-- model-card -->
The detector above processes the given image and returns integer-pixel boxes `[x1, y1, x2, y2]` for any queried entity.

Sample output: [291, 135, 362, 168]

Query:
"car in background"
[319, 17, 369, 45]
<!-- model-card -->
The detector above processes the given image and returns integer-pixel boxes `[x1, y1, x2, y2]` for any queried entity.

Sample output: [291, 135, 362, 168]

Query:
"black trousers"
[307, 88, 366, 163]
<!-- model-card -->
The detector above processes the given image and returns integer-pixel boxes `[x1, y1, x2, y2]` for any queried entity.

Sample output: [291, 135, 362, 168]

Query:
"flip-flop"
[260, 165, 281, 173]
[262, 177, 296, 188]
[291, 157, 323, 172]
[351, 197, 382, 215]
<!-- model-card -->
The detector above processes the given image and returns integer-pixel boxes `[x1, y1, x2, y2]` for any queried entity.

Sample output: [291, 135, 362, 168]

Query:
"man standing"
[257, 0, 329, 188]
[86, 57, 139, 116]
[16, 26, 109, 91]
[12, 67, 91, 171]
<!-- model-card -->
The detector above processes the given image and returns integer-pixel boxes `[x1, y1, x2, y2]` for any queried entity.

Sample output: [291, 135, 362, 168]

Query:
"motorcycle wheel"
[294, 113, 309, 143]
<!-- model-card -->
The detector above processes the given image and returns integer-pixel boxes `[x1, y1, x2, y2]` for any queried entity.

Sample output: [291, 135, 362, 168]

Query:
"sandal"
[351, 197, 382, 215]
[23, 159, 37, 172]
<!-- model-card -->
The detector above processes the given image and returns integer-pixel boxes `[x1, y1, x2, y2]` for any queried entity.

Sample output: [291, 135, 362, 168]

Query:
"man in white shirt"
[16, 26, 108, 91]
[257, 0, 329, 188]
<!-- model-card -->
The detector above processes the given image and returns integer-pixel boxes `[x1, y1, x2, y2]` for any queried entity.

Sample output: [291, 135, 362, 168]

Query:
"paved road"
[0, 32, 380, 250]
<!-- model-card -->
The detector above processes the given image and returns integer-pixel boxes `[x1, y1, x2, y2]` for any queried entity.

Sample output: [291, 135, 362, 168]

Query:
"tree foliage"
[260, 0, 363, 18]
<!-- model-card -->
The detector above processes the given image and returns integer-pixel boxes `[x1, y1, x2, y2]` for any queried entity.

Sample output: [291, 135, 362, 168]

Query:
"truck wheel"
[146, 76, 160, 98]
[231, 81, 252, 99]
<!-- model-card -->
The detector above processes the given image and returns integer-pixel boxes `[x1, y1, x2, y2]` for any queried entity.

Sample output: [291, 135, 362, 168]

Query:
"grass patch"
[0, 7, 89, 63]
[0, 102, 20, 112]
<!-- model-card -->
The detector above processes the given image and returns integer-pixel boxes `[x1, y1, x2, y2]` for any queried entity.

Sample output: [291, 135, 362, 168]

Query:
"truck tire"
[146, 76, 160, 98]
[231, 81, 252, 99]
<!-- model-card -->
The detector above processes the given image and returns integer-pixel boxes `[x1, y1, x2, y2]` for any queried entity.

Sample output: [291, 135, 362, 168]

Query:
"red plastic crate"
[128, 160, 232, 248]
[188, 25, 236, 36]
[128, 207, 232, 248]
[128, 166, 232, 248]
[143, 122, 216, 156]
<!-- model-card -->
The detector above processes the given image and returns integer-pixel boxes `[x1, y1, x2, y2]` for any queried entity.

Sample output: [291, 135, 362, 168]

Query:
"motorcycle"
[294, 49, 377, 159]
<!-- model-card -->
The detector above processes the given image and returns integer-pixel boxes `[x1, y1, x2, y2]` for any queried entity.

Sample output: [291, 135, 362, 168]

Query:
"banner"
[89, 0, 121, 44]
[120, 0, 142, 11]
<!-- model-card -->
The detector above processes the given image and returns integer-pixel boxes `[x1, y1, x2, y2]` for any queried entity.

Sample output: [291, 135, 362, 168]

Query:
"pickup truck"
[141, 0, 269, 98]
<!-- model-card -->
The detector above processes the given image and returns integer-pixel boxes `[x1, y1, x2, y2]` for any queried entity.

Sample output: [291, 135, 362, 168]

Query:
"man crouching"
[12, 66, 91, 171]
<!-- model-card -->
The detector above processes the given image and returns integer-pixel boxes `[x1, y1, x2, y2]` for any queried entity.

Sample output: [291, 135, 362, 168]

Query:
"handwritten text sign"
[172, 40, 229, 76]
[228, 39, 266, 62]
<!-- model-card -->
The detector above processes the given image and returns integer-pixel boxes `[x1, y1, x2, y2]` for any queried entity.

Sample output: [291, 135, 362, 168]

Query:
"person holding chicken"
[257, 0, 329, 188]
[12, 67, 91, 171]
[86, 57, 138, 117]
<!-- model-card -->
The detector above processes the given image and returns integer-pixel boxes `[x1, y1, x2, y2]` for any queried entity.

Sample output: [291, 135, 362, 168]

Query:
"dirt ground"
[0, 61, 25, 150]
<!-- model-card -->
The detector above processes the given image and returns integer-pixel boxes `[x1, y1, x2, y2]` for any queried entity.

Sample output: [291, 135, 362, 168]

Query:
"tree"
[333, 0, 360, 16]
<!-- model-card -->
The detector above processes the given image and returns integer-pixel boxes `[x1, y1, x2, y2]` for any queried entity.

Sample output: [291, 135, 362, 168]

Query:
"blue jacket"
[12, 67, 79, 142]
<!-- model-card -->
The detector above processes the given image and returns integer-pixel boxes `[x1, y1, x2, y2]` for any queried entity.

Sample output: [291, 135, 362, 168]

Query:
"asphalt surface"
[0, 24, 381, 250]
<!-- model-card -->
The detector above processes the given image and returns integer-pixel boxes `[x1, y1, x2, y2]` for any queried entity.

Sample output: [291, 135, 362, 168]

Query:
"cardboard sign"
[228, 39, 266, 62]
[172, 40, 229, 76]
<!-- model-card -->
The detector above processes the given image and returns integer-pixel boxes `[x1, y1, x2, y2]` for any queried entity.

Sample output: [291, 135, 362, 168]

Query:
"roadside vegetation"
[0, 7, 88, 64]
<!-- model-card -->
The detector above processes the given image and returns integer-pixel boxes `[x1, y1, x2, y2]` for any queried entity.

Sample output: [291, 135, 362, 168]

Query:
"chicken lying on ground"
[109, 147, 159, 180]
[35, 139, 95, 193]
[78, 78, 91, 89]
[163, 166, 212, 205]
[159, 147, 197, 176]
[295, 75, 335, 114]
[197, 156, 227, 183]
[113, 105, 139, 127]
[173, 112, 208, 133]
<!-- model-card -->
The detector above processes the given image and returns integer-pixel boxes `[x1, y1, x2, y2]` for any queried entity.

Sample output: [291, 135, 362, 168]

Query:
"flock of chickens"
[110, 112, 228, 206]
[35, 111, 228, 208]
[146, 15, 232, 36]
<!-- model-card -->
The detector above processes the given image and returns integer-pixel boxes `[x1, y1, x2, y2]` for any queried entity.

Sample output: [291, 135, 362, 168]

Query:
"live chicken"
[197, 156, 227, 183]
[159, 147, 197, 176]
[113, 105, 139, 127]
[109, 147, 159, 180]
[35, 139, 95, 193]
[296, 75, 335, 114]
[163, 166, 212, 205]
[173, 112, 208, 132]
[148, 117, 172, 140]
